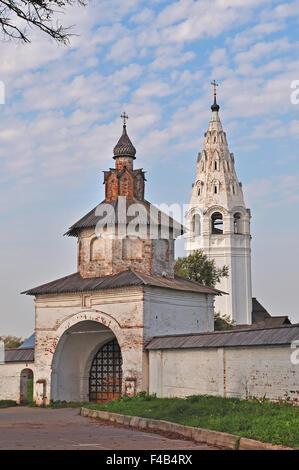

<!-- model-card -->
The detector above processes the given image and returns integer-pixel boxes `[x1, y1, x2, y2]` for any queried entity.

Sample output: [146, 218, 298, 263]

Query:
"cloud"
[245, 174, 299, 208]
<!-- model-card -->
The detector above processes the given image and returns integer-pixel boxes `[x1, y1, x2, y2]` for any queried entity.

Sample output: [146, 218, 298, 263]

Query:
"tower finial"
[210, 80, 220, 112]
[121, 111, 128, 126]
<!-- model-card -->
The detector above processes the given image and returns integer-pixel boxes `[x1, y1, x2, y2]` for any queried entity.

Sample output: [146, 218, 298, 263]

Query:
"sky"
[0, 0, 299, 337]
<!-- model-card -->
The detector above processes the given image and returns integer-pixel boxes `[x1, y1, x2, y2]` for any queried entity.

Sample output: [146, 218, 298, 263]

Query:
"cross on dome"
[121, 112, 129, 126]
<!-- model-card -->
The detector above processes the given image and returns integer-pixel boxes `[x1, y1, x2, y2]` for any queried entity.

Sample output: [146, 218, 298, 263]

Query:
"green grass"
[48, 400, 91, 408]
[86, 393, 299, 448]
[0, 400, 18, 408]
[27, 378, 33, 403]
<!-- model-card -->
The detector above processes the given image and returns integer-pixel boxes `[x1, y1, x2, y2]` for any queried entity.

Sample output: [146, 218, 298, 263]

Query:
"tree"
[0, 0, 87, 44]
[175, 250, 232, 331]
[214, 312, 234, 331]
[174, 249, 229, 288]
[0, 335, 25, 348]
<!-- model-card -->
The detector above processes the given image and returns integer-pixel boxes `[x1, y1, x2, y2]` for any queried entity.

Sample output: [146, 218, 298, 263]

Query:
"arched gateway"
[51, 320, 123, 403]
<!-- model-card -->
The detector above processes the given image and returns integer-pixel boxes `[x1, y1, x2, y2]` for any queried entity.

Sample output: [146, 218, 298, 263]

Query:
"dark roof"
[145, 325, 299, 350]
[19, 333, 35, 349]
[211, 95, 220, 112]
[65, 198, 185, 237]
[113, 124, 136, 158]
[252, 297, 271, 323]
[235, 316, 291, 330]
[21, 269, 222, 297]
[4, 347, 34, 363]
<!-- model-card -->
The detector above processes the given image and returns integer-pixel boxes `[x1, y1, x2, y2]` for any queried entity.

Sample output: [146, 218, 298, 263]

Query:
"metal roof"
[252, 297, 271, 323]
[22, 270, 221, 296]
[4, 347, 34, 363]
[19, 333, 35, 349]
[64, 198, 185, 237]
[145, 325, 299, 350]
[235, 316, 291, 329]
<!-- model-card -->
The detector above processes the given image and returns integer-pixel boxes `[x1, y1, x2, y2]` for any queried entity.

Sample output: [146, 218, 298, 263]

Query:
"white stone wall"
[0, 363, 35, 403]
[143, 288, 215, 341]
[149, 345, 299, 402]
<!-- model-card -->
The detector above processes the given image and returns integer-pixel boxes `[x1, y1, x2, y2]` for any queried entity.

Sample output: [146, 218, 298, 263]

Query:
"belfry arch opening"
[211, 212, 223, 234]
[51, 320, 122, 403]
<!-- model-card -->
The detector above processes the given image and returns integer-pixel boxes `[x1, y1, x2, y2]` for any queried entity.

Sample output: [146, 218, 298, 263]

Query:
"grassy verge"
[48, 401, 90, 408]
[86, 393, 299, 448]
[0, 400, 18, 408]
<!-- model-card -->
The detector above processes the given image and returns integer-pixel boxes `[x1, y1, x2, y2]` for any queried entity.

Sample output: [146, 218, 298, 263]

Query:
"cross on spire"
[211, 80, 219, 97]
[121, 112, 129, 126]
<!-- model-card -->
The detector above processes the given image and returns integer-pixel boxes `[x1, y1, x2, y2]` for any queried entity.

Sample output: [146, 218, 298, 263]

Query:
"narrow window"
[214, 185, 218, 194]
[214, 161, 218, 170]
[234, 213, 242, 234]
[192, 214, 201, 236]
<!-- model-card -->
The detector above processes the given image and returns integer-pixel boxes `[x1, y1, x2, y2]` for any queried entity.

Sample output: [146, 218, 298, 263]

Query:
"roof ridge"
[127, 269, 149, 285]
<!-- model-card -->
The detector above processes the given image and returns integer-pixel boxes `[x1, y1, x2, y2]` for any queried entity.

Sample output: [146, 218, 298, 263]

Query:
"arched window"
[234, 213, 242, 234]
[192, 214, 201, 236]
[211, 212, 223, 234]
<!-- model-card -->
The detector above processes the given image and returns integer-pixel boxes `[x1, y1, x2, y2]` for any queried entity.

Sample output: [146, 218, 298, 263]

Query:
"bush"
[0, 400, 18, 408]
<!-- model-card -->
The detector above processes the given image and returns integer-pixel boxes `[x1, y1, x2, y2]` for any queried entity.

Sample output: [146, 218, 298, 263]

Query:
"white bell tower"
[186, 82, 252, 325]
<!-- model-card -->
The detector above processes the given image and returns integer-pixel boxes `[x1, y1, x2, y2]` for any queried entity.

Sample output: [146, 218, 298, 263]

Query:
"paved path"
[0, 407, 216, 450]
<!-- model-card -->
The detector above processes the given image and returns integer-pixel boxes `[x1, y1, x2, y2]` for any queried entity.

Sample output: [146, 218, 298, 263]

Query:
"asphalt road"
[0, 407, 217, 450]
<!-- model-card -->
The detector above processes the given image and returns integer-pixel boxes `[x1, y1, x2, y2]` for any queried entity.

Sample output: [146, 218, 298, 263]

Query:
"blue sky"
[0, 0, 299, 336]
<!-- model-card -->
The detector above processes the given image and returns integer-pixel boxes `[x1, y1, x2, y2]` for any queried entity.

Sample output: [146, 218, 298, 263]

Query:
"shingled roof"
[21, 269, 222, 296]
[65, 198, 185, 237]
[113, 124, 136, 158]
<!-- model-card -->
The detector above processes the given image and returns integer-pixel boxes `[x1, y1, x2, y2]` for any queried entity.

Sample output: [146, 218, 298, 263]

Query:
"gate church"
[1, 98, 298, 405]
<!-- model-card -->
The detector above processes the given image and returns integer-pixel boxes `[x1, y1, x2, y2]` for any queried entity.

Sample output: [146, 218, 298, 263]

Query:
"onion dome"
[211, 95, 220, 112]
[113, 124, 136, 159]
[210, 80, 220, 112]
